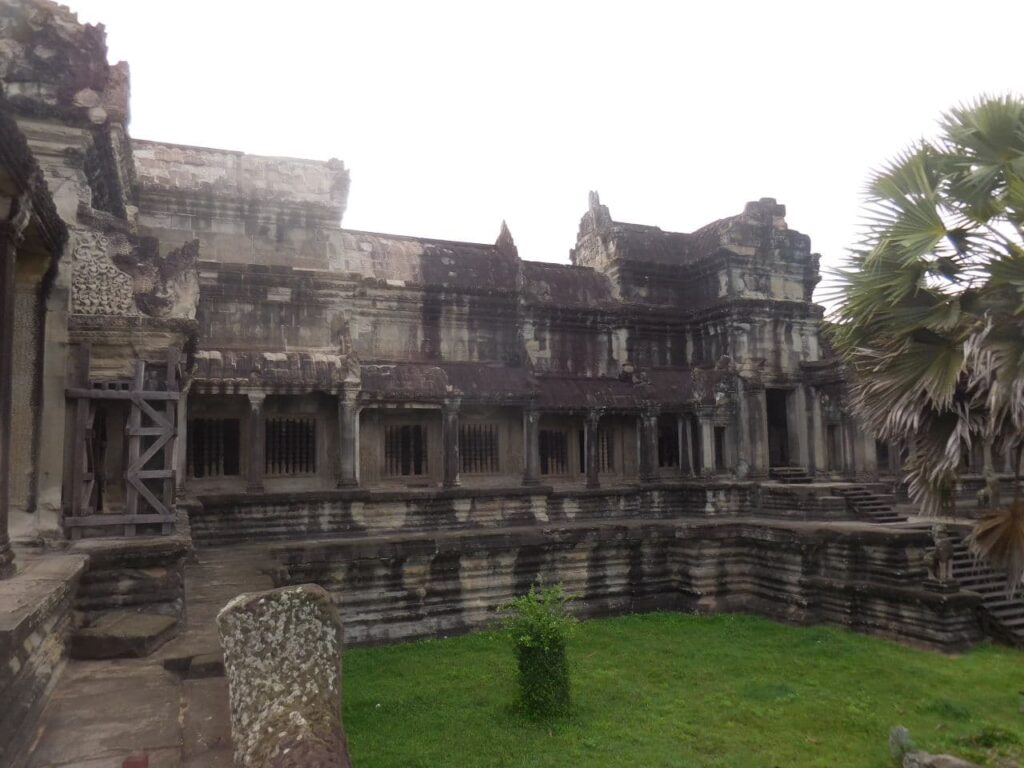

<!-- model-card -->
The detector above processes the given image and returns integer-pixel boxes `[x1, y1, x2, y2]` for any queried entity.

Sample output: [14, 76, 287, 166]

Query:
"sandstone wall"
[0, 555, 86, 768]
[270, 520, 982, 652]
[188, 484, 757, 545]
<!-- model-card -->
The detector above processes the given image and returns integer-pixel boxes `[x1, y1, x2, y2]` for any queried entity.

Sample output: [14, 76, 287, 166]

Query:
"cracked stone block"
[217, 584, 351, 768]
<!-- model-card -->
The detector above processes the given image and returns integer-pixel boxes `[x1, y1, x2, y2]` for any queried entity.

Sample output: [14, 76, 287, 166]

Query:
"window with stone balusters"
[265, 417, 317, 475]
[539, 429, 569, 475]
[187, 418, 240, 478]
[578, 427, 614, 474]
[658, 419, 680, 469]
[459, 423, 500, 474]
[384, 424, 428, 476]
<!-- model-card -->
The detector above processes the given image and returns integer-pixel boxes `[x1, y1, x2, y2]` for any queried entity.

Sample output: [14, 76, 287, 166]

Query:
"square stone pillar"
[585, 409, 601, 488]
[808, 387, 828, 479]
[791, 386, 811, 470]
[336, 387, 360, 487]
[699, 411, 716, 476]
[0, 226, 18, 577]
[676, 414, 693, 477]
[856, 424, 878, 481]
[639, 409, 659, 483]
[442, 397, 461, 489]
[246, 392, 266, 493]
[522, 404, 540, 486]
[744, 388, 769, 479]
[175, 385, 190, 495]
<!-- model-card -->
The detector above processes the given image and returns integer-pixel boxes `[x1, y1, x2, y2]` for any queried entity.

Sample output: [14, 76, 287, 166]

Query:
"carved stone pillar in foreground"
[0, 223, 20, 578]
[336, 386, 359, 488]
[523, 403, 540, 486]
[585, 409, 601, 489]
[246, 392, 266, 493]
[442, 397, 461, 489]
[217, 584, 352, 768]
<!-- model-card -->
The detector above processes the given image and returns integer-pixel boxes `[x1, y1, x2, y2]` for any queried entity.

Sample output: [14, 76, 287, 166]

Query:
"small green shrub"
[501, 584, 576, 719]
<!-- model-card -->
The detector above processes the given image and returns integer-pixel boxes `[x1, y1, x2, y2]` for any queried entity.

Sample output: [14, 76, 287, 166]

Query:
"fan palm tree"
[828, 95, 1024, 588]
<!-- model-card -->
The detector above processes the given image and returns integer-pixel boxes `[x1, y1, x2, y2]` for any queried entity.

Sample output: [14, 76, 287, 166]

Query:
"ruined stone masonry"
[0, 1, 1021, 765]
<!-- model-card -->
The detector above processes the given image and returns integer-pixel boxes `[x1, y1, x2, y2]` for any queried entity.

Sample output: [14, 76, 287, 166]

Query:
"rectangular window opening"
[266, 417, 317, 475]
[540, 429, 568, 475]
[459, 423, 499, 474]
[187, 418, 240, 478]
[385, 424, 428, 476]
[658, 418, 680, 469]
[714, 426, 726, 472]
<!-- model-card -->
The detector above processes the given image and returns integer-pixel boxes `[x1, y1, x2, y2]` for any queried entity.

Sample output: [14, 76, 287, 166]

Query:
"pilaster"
[246, 392, 266, 493]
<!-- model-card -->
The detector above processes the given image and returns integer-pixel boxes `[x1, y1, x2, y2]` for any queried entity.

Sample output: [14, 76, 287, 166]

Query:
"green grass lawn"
[343, 613, 1024, 768]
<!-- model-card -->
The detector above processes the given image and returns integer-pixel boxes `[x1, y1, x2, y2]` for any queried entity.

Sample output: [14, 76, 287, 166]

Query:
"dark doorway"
[766, 388, 790, 467]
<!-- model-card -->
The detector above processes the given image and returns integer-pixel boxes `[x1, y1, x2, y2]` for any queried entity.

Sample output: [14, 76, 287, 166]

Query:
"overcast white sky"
[70, 1, 1023, 299]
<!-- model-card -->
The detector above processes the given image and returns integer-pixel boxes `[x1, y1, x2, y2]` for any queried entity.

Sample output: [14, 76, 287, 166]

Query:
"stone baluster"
[336, 386, 359, 488]
[442, 397, 461, 489]
[523, 403, 540, 486]
[677, 414, 692, 477]
[585, 409, 601, 489]
[246, 392, 266, 493]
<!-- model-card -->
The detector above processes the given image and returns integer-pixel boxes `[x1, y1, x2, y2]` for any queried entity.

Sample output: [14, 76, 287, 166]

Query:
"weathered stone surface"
[71, 611, 178, 659]
[0, 554, 85, 767]
[903, 752, 980, 768]
[217, 584, 351, 768]
[270, 519, 983, 651]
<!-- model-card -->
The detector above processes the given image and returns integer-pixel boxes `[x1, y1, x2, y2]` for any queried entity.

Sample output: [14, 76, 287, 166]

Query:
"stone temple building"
[0, 2, 1021, 765]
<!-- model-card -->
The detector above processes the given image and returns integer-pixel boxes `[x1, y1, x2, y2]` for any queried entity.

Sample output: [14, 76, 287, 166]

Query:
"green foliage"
[828, 94, 1024, 588]
[343, 613, 1024, 768]
[500, 584, 576, 719]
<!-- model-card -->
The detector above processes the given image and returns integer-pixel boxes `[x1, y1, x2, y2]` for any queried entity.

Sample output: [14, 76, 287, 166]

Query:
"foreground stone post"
[217, 584, 351, 768]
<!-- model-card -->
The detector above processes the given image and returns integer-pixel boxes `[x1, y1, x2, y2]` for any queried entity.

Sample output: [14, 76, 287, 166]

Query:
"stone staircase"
[769, 467, 813, 484]
[834, 485, 907, 524]
[951, 538, 1024, 649]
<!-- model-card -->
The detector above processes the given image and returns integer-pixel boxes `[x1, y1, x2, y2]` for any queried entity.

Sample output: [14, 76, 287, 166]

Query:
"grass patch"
[343, 613, 1024, 767]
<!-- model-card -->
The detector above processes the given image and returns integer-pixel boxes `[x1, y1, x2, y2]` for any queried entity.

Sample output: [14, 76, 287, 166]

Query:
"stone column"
[0, 224, 20, 577]
[699, 410, 716, 476]
[791, 386, 811, 470]
[175, 384, 190, 495]
[246, 392, 266, 493]
[336, 387, 359, 488]
[585, 409, 601, 488]
[855, 423, 878, 481]
[217, 585, 352, 768]
[744, 387, 769, 479]
[808, 387, 828, 479]
[442, 397, 461, 488]
[639, 408, 659, 483]
[677, 414, 693, 477]
[522, 403, 540, 486]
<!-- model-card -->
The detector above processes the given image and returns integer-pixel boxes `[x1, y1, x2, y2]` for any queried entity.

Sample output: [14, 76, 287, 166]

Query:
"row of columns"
[235, 390, 848, 495]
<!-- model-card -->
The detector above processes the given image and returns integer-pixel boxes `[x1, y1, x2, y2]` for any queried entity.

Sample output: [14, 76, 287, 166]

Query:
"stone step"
[71, 611, 178, 660]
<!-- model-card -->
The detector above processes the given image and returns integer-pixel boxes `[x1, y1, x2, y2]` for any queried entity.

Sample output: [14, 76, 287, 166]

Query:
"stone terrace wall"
[189, 483, 759, 545]
[271, 520, 982, 652]
[0, 555, 86, 768]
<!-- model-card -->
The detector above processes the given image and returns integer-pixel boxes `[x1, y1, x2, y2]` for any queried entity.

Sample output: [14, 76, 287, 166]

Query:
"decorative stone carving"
[217, 584, 352, 768]
[923, 525, 958, 593]
[71, 230, 136, 316]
